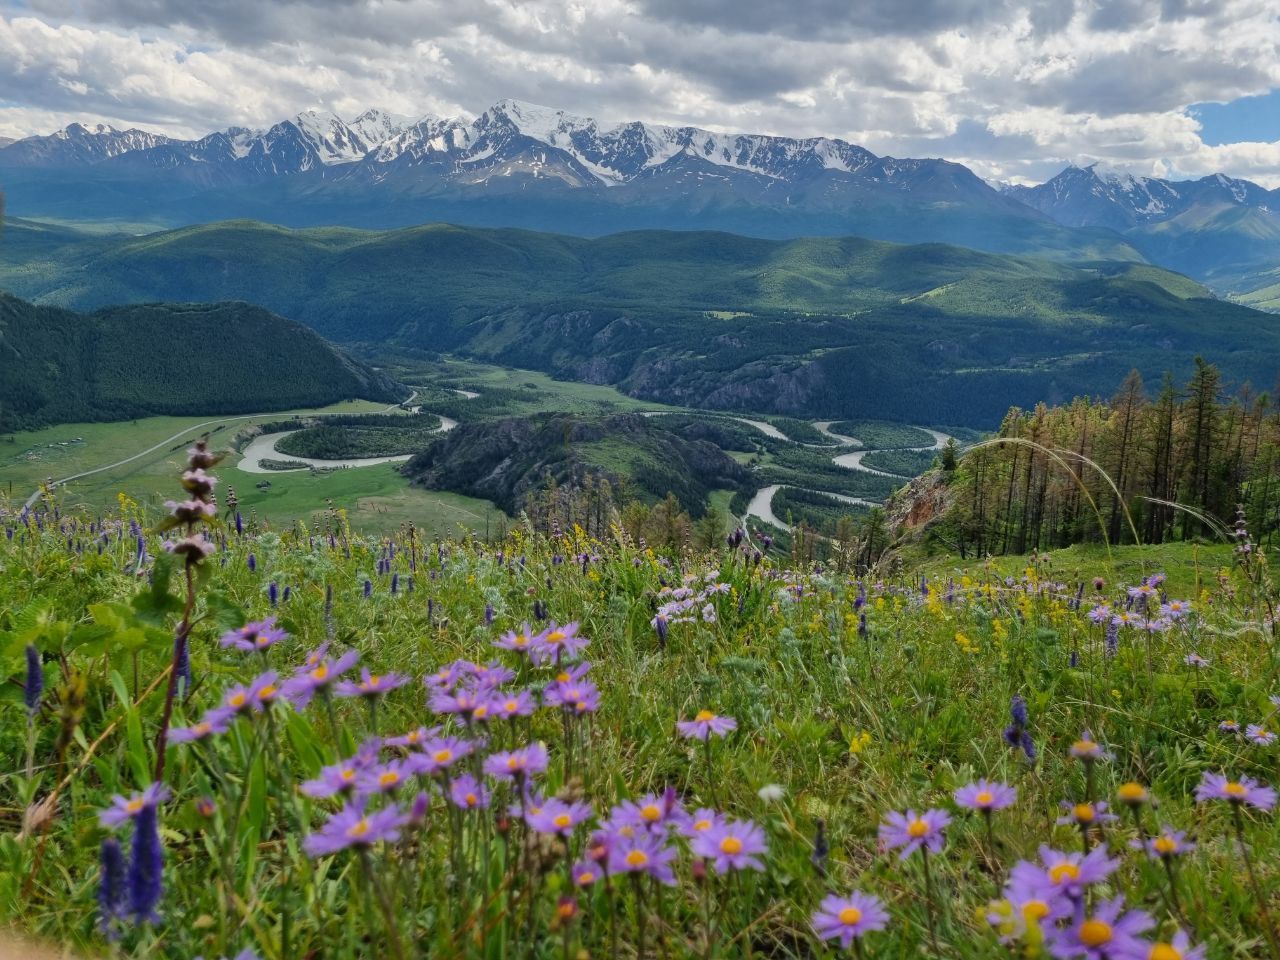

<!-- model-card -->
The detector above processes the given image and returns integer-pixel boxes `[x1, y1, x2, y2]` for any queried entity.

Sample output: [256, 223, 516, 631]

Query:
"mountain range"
[2, 216, 1275, 428]
[1, 100, 1277, 308]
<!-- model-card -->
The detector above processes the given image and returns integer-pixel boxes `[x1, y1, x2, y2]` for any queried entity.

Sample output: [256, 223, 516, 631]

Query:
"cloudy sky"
[1, 0, 1278, 186]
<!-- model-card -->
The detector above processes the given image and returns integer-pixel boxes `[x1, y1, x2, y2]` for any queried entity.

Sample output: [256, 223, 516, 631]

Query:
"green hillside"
[1, 218, 1274, 426]
[0, 292, 404, 431]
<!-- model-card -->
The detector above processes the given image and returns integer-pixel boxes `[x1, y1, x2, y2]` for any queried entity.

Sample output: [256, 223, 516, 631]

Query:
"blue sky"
[1, 0, 1279, 187]
[1191, 90, 1280, 147]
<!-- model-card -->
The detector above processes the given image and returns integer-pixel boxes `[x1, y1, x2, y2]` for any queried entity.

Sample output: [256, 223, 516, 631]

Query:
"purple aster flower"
[1051, 896, 1152, 959]
[416, 736, 475, 774]
[1195, 772, 1277, 810]
[985, 889, 1073, 945]
[170, 711, 232, 744]
[1247, 724, 1277, 746]
[1132, 826, 1194, 861]
[1008, 845, 1118, 900]
[385, 726, 441, 750]
[334, 668, 409, 700]
[126, 804, 165, 923]
[611, 790, 685, 834]
[572, 860, 603, 887]
[483, 742, 549, 780]
[448, 774, 490, 810]
[954, 780, 1017, 813]
[303, 801, 408, 857]
[878, 808, 951, 860]
[691, 818, 768, 872]
[526, 798, 593, 836]
[544, 677, 601, 715]
[1159, 600, 1191, 620]
[606, 831, 678, 885]
[493, 689, 537, 719]
[1219, 719, 1241, 735]
[494, 623, 538, 655]
[676, 710, 738, 740]
[1057, 800, 1118, 828]
[1087, 604, 1111, 624]
[679, 807, 724, 841]
[1184, 653, 1209, 668]
[358, 759, 417, 796]
[811, 891, 890, 949]
[1114, 930, 1205, 960]
[470, 660, 517, 689]
[100, 783, 172, 829]
[300, 759, 368, 798]
[282, 649, 359, 709]
[1070, 731, 1110, 762]
[531, 621, 588, 665]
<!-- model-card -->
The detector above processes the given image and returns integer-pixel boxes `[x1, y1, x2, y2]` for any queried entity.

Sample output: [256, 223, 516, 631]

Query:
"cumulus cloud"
[1, 0, 1278, 186]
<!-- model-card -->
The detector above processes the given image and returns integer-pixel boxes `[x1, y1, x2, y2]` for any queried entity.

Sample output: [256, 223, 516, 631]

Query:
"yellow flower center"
[1079, 920, 1113, 947]
[1022, 900, 1051, 922]
[1224, 781, 1248, 798]
[625, 850, 649, 867]
[720, 836, 743, 855]
[1153, 836, 1178, 855]
[506, 757, 520, 770]
[975, 791, 994, 806]
[465, 792, 478, 806]
[1073, 739, 1096, 754]
[577, 870, 596, 885]
[473, 706, 488, 719]
[379, 771, 399, 787]
[640, 804, 661, 822]
[257, 684, 276, 700]
[693, 819, 712, 832]
[695, 710, 716, 722]
[505, 700, 519, 712]
[556, 672, 570, 683]
[434, 749, 453, 764]
[1049, 863, 1080, 884]
[255, 634, 270, 647]
[837, 907, 863, 926]
[576, 701, 589, 713]
[407, 731, 422, 743]
[195, 723, 211, 736]
[1118, 782, 1147, 802]
[340, 769, 355, 781]
[1073, 804, 1095, 823]
[126, 798, 144, 813]
[368, 675, 380, 686]
[228, 692, 246, 708]
[554, 814, 572, 828]
[311, 664, 329, 681]
[1149, 945, 1182, 960]
[546, 631, 566, 645]
[514, 635, 528, 647]
[906, 819, 929, 838]
[348, 818, 370, 838]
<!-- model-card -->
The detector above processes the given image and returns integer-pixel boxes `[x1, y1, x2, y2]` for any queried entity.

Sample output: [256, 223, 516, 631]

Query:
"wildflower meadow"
[3, 443, 1280, 960]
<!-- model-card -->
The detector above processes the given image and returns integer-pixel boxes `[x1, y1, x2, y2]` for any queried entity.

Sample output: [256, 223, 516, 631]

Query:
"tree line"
[939, 359, 1280, 555]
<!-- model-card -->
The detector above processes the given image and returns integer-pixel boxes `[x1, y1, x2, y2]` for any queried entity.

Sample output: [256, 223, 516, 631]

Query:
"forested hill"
[2, 218, 1276, 426]
[0, 294, 404, 431]
[926, 361, 1280, 555]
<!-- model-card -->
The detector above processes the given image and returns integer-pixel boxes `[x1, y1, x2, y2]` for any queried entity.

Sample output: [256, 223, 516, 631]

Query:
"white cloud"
[0, 0, 1278, 186]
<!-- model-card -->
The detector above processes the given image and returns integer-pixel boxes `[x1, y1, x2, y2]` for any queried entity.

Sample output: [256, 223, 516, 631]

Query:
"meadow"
[1, 441, 1276, 960]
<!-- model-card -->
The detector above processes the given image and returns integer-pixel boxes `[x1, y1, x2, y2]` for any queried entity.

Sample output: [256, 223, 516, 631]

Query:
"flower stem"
[920, 847, 941, 955]
[359, 847, 407, 960]
[1233, 804, 1280, 960]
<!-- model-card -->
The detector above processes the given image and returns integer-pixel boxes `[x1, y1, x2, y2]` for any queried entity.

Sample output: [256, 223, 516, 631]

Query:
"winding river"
[236, 417, 458, 474]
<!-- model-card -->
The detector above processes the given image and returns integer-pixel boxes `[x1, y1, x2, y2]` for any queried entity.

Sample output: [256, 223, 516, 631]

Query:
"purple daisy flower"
[606, 831, 678, 885]
[879, 808, 951, 860]
[170, 711, 232, 744]
[676, 710, 738, 740]
[282, 649, 359, 709]
[470, 661, 517, 689]
[1057, 800, 1118, 828]
[985, 889, 1072, 944]
[811, 891, 890, 949]
[611, 790, 685, 834]
[1051, 896, 1152, 959]
[679, 807, 724, 840]
[303, 801, 407, 857]
[1246, 724, 1277, 746]
[1113, 930, 1205, 960]
[1008, 845, 1118, 900]
[359, 759, 416, 796]
[384, 726, 441, 750]
[300, 759, 368, 798]
[571, 860, 603, 887]
[954, 780, 1017, 813]
[526, 798, 593, 836]
[1219, 719, 1241, 735]
[483, 742, 549, 780]
[218, 616, 287, 653]
[448, 774, 490, 810]
[416, 736, 475, 774]
[531, 622, 589, 665]
[1132, 826, 1194, 861]
[494, 623, 538, 655]
[544, 677, 601, 715]
[1195, 772, 1277, 810]
[494, 689, 537, 719]
[691, 818, 768, 872]
[1070, 731, 1110, 762]
[99, 783, 171, 829]
[335, 668, 409, 700]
